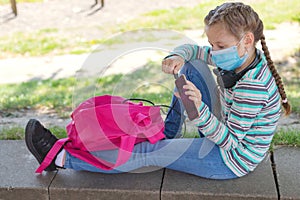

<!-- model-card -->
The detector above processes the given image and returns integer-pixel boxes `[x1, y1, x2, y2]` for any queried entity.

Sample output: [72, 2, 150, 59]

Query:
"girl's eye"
[218, 45, 225, 49]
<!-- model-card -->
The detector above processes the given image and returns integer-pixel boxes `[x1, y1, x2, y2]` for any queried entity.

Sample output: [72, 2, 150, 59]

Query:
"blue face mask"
[211, 40, 248, 71]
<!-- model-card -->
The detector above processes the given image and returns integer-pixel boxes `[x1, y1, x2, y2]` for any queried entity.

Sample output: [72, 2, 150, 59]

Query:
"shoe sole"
[25, 119, 44, 164]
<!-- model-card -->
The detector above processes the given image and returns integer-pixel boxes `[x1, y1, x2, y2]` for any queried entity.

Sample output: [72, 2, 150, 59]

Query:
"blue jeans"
[64, 60, 237, 180]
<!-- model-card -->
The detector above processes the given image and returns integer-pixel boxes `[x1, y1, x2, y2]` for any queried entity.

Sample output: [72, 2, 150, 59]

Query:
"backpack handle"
[35, 138, 69, 173]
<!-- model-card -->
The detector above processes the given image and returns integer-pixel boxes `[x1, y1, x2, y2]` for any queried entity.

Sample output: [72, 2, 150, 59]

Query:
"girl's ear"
[244, 32, 255, 47]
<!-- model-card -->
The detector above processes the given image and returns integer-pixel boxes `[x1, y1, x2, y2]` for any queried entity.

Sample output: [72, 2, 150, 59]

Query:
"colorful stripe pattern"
[172, 44, 281, 177]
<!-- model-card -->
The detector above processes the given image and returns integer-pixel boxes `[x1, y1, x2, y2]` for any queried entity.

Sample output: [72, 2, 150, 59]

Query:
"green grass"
[0, 0, 299, 57]
[285, 83, 300, 114]
[0, 28, 180, 57]
[0, 60, 299, 146]
[0, 57, 299, 116]
[272, 129, 300, 147]
[251, 0, 300, 29]
[0, 57, 299, 117]
[0, 126, 67, 140]
[0, 77, 76, 117]
[0, 29, 103, 57]
[1, 60, 299, 147]
[0, 60, 174, 116]
[116, 0, 300, 31]
[0, 126, 24, 140]
[1, 30, 67, 57]
[279, 49, 300, 114]
[2, 124, 300, 148]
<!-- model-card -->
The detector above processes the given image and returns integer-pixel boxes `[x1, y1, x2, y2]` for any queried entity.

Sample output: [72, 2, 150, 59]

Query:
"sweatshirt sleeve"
[193, 78, 269, 151]
[170, 44, 214, 65]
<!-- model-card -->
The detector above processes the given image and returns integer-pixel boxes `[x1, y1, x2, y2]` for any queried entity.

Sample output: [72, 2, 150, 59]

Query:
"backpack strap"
[64, 135, 137, 170]
[35, 138, 69, 173]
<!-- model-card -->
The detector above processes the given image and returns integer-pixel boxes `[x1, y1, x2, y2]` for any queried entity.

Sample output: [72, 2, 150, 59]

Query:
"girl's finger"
[174, 92, 180, 98]
[184, 90, 196, 97]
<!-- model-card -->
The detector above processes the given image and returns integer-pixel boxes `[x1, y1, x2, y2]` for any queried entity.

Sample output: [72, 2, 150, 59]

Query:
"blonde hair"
[205, 2, 291, 115]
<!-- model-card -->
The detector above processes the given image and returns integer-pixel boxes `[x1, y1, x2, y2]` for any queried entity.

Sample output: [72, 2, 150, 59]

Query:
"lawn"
[1, 118, 300, 148]
[0, 0, 299, 146]
[1, 59, 300, 146]
[0, 0, 299, 57]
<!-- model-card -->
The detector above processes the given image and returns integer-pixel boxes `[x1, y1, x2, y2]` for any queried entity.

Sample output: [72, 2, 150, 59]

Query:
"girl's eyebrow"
[208, 40, 225, 45]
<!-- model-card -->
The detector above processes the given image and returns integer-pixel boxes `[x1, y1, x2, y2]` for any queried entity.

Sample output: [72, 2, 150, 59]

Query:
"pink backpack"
[36, 95, 165, 173]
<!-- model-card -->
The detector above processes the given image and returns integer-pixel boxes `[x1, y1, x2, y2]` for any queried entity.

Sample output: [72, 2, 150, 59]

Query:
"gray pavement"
[0, 140, 56, 200]
[50, 169, 163, 200]
[274, 147, 300, 200]
[1, 140, 299, 200]
[162, 158, 277, 200]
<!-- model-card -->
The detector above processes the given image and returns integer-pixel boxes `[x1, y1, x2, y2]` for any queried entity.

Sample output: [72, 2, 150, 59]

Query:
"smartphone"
[175, 74, 199, 121]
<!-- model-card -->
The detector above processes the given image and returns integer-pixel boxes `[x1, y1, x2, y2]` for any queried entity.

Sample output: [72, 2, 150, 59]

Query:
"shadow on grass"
[0, 78, 75, 118]
[0, 61, 177, 140]
[0, 61, 176, 118]
[73, 61, 175, 108]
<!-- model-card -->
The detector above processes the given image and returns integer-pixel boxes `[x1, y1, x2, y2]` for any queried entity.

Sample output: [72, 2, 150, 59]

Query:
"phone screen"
[175, 75, 199, 120]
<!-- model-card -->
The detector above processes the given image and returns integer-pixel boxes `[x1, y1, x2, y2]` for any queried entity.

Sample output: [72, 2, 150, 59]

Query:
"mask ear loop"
[236, 34, 247, 46]
[237, 34, 249, 58]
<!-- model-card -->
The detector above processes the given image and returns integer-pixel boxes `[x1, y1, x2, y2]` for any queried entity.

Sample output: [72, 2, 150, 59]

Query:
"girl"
[25, 2, 291, 179]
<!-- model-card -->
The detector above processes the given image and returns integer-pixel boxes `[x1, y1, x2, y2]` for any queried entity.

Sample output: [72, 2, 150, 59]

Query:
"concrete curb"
[0, 140, 299, 200]
[274, 147, 300, 200]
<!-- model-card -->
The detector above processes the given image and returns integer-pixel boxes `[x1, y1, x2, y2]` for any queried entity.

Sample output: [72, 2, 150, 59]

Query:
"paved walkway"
[0, 0, 203, 36]
[0, 23, 300, 85]
[0, 0, 300, 85]
[1, 140, 299, 200]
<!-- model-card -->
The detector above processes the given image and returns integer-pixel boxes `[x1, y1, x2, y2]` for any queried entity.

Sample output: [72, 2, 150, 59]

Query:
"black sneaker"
[25, 119, 58, 171]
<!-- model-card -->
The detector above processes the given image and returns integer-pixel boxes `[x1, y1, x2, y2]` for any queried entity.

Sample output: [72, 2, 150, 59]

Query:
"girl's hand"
[183, 80, 202, 110]
[162, 55, 185, 75]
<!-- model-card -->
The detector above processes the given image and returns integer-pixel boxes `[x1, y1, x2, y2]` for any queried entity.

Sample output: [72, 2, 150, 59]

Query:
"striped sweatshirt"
[172, 44, 281, 177]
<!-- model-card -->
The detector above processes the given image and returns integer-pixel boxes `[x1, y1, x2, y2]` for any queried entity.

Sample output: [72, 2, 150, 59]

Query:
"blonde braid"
[260, 35, 291, 115]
